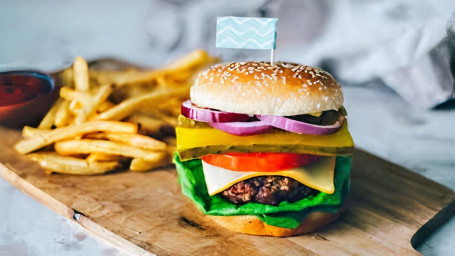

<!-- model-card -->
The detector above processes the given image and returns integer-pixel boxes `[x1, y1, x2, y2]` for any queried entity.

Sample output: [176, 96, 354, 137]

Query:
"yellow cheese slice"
[176, 120, 353, 151]
[201, 156, 336, 196]
[308, 112, 322, 117]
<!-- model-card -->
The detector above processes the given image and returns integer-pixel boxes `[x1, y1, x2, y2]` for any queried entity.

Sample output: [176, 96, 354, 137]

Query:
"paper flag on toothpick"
[216, 17, 278, 50]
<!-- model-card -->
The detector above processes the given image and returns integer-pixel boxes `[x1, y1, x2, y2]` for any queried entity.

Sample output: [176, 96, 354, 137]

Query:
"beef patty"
[221, 176, 318, 206]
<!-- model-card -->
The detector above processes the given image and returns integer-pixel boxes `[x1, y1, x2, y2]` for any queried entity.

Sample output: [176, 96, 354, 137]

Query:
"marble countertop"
[345, 84, 455, 256]
[1, 1, 454, 255]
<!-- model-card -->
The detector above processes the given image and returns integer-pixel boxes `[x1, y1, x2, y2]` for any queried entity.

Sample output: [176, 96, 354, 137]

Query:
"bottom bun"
[207, 210, 342, 237]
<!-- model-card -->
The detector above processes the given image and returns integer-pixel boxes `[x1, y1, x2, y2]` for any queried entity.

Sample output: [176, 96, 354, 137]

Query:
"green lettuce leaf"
[174, 154, 352, 228]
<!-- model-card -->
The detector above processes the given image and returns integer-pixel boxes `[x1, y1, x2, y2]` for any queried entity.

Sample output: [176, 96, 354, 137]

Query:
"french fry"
[104, 132, 167, 150]
[60, 67, 74, 88]
[89, 68, 158, 87]
[60, 87, 85, 102]
[137, 95, 185, 121]
[55, 139, 163, 161]
[22, 126, 51, 139]
[129, 154, 171, 172]
[86, 153, 125, 163]
[24, 127, 109, 141]
[68, 99, 82, 114]
[88, 49, 216, 88]
[80, 84, 113, 121]
[164, 49, 216, 72]
[28, 152, 120, 175]
[71, 84, 112, 124]
[94, 87, 188, 121]
[96, 100, 115, 113]
[82, 132, 106, 140]
[73, 56, 89, 92]
[93, 84, 113, 107]
[60, 87, 95, 124]
[109, 82, 159, 102]
[82, 131, 168, 150]
[38, 98, 63, 129]
[14, 121, 138, 154]
[152, 97, 183, 115]
[125, 113, 171, 135]
[144, 110, 178, 127]
[54, 100, 71, 127]
[18, 50, 219, 175]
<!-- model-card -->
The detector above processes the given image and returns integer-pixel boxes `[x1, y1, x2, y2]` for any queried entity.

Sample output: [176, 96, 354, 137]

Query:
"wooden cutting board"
[0, 127, 454, 256]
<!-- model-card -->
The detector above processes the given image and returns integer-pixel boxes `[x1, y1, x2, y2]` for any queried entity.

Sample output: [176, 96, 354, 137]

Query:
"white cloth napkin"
[271, 0, 455, 109]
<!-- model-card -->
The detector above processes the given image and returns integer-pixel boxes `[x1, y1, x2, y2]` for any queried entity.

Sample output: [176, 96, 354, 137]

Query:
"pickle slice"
[176, 115, 354, 161]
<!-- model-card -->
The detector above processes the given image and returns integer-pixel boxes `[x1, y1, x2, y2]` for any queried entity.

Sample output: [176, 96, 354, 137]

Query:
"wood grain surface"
[0, 126, 454, 256]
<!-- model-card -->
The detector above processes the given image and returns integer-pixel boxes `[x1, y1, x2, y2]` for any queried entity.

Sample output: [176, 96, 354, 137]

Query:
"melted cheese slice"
[176, 117, 354, 154]
[308, 112, 322, 117]
[201, 156, 336, 196]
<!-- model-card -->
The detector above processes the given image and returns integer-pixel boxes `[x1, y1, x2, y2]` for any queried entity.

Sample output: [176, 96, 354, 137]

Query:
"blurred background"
[1, 0, 454, 255]
[1, 0, 454, 108]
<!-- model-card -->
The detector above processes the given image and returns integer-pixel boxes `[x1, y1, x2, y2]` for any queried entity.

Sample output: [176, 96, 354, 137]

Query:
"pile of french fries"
[14, 50, 218, 175]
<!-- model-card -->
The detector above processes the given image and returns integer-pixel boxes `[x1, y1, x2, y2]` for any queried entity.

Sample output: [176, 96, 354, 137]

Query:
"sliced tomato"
[200, 152, 320, 172]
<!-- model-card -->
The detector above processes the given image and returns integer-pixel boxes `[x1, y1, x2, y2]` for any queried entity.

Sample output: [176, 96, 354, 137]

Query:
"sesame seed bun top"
[190, 61, 344, 116]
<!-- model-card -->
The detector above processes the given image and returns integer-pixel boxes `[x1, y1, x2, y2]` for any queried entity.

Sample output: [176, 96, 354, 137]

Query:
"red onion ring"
[181, 100, 250, 123]
[208, 120, 273, 136]
[257, 115, 344, 135]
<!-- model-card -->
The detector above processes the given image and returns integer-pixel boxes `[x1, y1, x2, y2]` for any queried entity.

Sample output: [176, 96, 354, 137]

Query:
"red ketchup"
[0, 71, 53, 106]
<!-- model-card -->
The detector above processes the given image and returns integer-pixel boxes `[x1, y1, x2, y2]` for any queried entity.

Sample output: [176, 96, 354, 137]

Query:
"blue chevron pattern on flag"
[216, 16, 278, 50]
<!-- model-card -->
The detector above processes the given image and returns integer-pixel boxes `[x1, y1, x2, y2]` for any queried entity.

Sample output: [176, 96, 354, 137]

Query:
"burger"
[174, 61, 354, 237]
